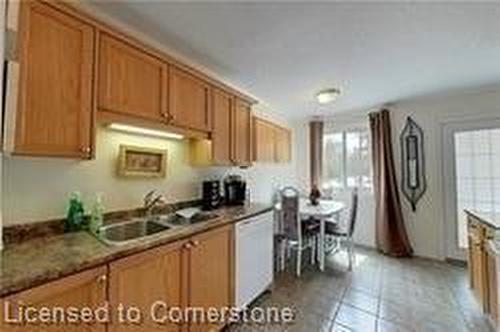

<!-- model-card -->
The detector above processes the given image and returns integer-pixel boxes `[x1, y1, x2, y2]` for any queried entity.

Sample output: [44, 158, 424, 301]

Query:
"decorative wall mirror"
[400, 117, 426, 211]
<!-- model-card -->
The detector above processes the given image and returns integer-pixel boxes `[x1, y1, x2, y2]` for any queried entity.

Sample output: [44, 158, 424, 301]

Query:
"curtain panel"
[309, 121, 324, 189]
[369, 109, 413, 257]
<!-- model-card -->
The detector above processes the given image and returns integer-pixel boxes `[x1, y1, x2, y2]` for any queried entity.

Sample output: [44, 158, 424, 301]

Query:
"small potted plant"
[309, 185, 321, 206]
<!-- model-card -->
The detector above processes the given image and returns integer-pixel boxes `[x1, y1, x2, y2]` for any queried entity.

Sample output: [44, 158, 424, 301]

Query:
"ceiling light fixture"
[316, 88, 341, 104]
[108, 123, 184, 140]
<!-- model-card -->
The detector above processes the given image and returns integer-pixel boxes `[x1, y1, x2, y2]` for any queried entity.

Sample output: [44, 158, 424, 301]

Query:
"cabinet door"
[232, 99, 252, 165]
[98, 33, 167, 122]
[109, 241, 186, 332]
[487, 248, 498, 321]
[1, 266, 107, 332]
[189, 225, 233, 331]
[471, 239, 488, 311]
[211, 88, 233, 165]
[169, 67, 210, 132]
[253, 118, 275, 162]
[15, 1, 94, 158]
[275, 127, 291, 163]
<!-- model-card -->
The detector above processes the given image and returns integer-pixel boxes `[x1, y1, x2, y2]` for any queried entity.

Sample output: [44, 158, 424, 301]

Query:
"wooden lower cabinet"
[108, 241, 187, 332]
[108, 226, 234, 332]
[188, 225, 234, 331]
[487, 243, 499, 328]
[468, 216, 489, 312]
[471, 239, 488, 310]
[0, 266, 107, 332]
[0, 225, 234, 332]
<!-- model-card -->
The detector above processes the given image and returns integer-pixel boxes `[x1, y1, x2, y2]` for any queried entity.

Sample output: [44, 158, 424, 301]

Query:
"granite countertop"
[465, 210, 500, 230]
[0, 203, 273, 298]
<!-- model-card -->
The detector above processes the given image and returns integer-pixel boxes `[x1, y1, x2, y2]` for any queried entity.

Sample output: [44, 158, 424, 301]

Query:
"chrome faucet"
[143, 190, 167, 216]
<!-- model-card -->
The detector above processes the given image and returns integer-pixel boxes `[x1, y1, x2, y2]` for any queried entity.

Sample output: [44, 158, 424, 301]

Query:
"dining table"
[275, 198, 345, 271]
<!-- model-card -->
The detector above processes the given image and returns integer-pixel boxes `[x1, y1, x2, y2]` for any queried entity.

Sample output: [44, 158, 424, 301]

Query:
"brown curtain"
[369, 109, 413, 257]
[309, 121, 324, 189]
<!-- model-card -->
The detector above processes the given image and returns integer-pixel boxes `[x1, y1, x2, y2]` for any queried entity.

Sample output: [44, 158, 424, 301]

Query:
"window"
[323, 128, 372, 192]
[454, 128, 500, 248]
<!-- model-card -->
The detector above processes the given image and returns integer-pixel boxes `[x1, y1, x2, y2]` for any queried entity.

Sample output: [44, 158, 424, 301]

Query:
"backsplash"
[2, 120, 300, 228]
[2, 126, 209, 226]
[2, 199, 201, 246]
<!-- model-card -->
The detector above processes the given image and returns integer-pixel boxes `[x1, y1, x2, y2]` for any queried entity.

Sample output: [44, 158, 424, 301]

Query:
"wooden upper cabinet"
[253, 118, 275, 162]
[189, 225, 234, 331]
[253, 117, 292, 163]
[275, 126, 292, 162]
[211, 88, 233, 165]
[169, 67, 211, 132]
[232, 98, 252, 165]
[1, 266, 107, 332]
[98, 33, 167, 122]
[109, 242, 185, 332]
[13, 1, 94, 158]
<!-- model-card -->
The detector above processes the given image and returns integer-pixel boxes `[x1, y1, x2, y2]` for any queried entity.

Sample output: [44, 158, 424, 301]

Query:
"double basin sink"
[97, 212, 219, 246]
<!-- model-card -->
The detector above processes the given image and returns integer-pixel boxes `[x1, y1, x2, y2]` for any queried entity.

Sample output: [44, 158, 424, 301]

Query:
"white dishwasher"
[235, 211, 274, 309]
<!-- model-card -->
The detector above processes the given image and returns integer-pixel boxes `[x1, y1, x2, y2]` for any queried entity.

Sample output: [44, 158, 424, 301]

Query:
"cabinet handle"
[97, 274, 107, 284]
[184, 243, 193, 250]
[81, 147, 91, 154]
[191, 240, 200, 247]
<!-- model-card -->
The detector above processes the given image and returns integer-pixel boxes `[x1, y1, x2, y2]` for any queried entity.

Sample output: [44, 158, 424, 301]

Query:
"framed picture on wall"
[117, 145, 167, 178]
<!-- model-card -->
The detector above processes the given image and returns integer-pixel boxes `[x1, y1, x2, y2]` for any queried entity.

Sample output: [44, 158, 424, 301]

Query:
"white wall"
[3, 122, 302, 226]
[3, 126, 207, 225]
[301, 85, 500, 259]
[389, 86, 500, 259]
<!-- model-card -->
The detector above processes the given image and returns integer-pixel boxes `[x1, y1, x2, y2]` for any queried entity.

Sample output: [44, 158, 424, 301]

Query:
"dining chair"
[324, 187, 359, 270]
[279, 186, 320, 276]
[273, 187, 287, 272]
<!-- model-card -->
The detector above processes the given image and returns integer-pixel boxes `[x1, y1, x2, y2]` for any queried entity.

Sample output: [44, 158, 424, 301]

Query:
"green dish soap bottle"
[90, 193, 104, 236]
[65, 192, 85, 232]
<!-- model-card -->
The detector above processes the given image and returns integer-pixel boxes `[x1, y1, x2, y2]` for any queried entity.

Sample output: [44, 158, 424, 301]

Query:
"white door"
[442, 119, 500, 260]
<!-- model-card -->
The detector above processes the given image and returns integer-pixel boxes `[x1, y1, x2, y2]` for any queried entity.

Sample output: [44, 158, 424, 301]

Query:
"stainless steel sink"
[96, 211, 219, 246]
[159, 212, 219, 226]
[98, 219, 172, 245]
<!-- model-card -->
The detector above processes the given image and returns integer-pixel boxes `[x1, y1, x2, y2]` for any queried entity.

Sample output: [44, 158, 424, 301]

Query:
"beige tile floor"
[227, 248, 493, 332]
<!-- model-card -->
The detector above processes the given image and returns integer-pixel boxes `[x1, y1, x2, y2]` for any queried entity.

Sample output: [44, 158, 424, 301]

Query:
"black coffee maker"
[202, 180, 221, 210]
[224, 175, 246, 205]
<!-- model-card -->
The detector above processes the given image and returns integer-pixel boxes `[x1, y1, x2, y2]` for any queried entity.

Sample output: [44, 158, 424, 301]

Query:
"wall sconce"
[400, 117, 426, 211]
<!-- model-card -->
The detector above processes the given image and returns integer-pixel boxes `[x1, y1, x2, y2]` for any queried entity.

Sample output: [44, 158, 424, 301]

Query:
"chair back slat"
[280, 187, 300, 241]
[348, 188, 359, 237]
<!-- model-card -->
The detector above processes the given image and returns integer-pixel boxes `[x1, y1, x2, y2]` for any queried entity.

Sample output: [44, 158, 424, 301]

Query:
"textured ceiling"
[88, 1, 500, 119]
